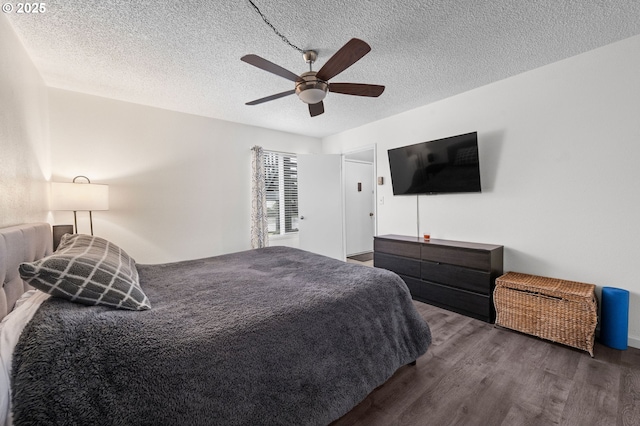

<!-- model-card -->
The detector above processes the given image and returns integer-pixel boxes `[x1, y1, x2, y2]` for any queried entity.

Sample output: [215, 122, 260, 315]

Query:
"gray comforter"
[12, 246, 431, 425]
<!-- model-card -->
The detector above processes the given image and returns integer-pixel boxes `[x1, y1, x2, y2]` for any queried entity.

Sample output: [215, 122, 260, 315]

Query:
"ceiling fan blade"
[329, 83, 385, 97]
[309, 101, 324, 117]
[241, 54, 301, 82]
[246, 90, 295, 105]
[316, 38, 371, 82]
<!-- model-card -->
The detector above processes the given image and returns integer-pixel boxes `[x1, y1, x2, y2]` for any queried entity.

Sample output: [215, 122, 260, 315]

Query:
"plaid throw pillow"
[19, 234, 151, 311]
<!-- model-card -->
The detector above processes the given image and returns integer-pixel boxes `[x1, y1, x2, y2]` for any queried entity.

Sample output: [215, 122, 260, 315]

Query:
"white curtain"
[250, 146, 269, 249]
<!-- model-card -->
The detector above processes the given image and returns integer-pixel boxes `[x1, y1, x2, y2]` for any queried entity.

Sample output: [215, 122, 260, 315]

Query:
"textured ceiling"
[6, 0, 640, 138]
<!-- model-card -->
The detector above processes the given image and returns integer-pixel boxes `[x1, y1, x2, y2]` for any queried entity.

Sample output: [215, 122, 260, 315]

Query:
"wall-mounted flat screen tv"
[388, 132, 481, 195]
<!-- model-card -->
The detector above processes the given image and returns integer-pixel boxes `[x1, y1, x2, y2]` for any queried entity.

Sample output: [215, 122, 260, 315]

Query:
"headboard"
[0, 223, 52, 320]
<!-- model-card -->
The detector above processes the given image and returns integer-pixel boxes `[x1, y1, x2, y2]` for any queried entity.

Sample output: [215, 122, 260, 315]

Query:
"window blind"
[264, 151, 298, 235]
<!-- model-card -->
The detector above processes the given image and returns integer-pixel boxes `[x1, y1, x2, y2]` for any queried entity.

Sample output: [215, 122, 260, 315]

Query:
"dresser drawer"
[374, 235, 502, 323]
[419, 280, 491, 319]
[374, 252, 421, 278]
[421, 261, 491, 295]
[398, 275, 429, 300]
[421, 245, 491, 270]
[375, 239, 420, 259]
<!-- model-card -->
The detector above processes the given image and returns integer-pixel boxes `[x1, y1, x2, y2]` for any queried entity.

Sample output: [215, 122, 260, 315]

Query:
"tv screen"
[388, 132, 481, 195]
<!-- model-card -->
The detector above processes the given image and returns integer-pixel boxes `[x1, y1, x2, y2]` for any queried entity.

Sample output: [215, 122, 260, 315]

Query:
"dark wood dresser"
[374, 234, 504, 323]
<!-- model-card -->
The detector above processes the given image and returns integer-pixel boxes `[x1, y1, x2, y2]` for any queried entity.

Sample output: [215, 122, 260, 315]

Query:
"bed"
[0, 223, 431, 425]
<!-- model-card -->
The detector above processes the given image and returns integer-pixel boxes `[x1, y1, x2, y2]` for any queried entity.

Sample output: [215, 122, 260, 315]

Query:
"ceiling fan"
[241, 38, 385, 117]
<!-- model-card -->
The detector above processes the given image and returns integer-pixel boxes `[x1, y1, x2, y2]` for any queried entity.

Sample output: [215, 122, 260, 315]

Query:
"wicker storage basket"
[494, 272, 598, 356]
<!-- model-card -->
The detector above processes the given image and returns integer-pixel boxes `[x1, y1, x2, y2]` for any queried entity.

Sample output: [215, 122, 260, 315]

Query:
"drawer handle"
[502, 287, 564, 301]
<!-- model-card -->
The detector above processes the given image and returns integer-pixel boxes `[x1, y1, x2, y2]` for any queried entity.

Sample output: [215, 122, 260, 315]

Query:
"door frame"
[342, 144, 377, 256]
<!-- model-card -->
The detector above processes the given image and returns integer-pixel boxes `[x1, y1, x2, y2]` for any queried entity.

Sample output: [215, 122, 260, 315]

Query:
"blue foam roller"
[600, 287, 629, 350]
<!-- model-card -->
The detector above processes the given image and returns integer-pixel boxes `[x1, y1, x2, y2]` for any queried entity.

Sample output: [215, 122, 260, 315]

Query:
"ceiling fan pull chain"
[247, 0, 304, 54]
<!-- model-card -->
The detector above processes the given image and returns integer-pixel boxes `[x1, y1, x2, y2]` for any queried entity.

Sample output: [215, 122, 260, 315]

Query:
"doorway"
[343, 147, 376, 258]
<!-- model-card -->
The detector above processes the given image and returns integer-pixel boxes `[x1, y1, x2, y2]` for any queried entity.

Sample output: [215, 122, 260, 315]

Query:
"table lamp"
[51, 176, 109, 235]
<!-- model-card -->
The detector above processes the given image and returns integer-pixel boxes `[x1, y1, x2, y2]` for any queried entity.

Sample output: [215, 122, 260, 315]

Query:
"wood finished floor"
[332, 300, 640, 426]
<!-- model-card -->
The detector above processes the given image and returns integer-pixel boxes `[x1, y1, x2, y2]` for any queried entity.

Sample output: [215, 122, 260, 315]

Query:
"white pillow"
[0, 290, 50, 426]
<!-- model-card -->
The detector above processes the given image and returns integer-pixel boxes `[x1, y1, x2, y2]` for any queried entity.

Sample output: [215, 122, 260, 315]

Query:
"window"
[264, 151, 298, 235]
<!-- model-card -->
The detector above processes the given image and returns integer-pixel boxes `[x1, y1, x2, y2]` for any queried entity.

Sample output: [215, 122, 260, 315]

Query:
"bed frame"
[0, 223, 52, 320]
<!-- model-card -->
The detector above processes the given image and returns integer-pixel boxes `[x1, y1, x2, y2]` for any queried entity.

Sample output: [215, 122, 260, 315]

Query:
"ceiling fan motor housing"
[295, 71, 328, 104]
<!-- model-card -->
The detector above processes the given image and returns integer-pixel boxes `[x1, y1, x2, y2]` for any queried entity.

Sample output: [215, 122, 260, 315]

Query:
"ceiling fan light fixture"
[297, 88, 327, 104]
[295, 71, 328, 104]
[242, 38, 384, 116]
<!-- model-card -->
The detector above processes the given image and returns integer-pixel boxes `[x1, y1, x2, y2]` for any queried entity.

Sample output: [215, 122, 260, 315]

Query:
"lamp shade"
[51, 182, 109, 211]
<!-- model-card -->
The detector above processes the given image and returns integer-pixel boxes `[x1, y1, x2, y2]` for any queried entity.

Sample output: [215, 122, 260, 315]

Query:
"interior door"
[345, 160, 375, 255]
[297, 154, 344, 260]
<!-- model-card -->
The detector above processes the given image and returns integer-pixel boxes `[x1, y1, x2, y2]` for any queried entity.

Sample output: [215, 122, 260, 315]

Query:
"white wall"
[48, 88, 322, 263]
[323, 34, 640, 348]
[0, 15, 49, 227]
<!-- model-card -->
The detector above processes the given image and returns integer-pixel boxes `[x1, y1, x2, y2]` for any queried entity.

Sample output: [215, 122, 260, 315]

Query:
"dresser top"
[375, 234, 503, 251]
